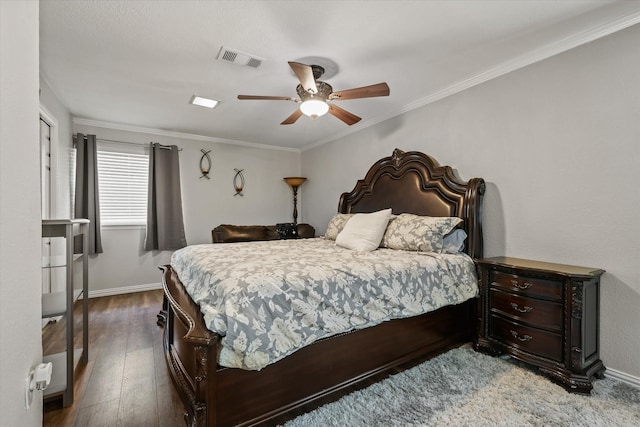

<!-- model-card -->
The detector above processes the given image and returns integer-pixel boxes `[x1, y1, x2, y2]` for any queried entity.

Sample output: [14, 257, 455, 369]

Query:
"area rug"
[283, 345, 640, 426]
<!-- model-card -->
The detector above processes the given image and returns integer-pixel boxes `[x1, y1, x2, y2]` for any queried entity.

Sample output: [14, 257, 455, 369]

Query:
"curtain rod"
[74, 135, 182, 151]
[98, 138, 183, 151]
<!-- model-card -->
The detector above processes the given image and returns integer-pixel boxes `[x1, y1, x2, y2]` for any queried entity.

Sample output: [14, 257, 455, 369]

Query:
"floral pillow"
[380, 213, 462, 253]
[324, 213, 353, 240]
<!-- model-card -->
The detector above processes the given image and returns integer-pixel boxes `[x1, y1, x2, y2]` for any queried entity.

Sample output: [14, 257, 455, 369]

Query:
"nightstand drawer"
[490, 289, 562, 331]
[491, 270, 562, 300]
[490, 315, 562, 362]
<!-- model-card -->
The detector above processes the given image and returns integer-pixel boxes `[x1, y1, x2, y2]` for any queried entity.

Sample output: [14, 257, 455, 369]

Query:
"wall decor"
[233, 168, 245, 196]
[199, 149, 212, 179]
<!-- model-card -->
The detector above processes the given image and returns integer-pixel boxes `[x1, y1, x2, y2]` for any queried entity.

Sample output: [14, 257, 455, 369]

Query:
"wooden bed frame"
[159, 149, 485, 426]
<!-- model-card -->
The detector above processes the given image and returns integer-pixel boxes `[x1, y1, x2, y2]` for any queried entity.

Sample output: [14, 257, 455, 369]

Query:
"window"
[96, 143, 148, 226]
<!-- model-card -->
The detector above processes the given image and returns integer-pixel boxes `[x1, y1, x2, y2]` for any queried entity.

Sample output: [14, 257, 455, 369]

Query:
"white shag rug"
[283, 345, 640, 426]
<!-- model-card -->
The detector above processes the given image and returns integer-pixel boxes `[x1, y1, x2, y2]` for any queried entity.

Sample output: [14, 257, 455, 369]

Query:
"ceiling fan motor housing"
[297, 81, 333, 102]
[310, 64, 325, 79]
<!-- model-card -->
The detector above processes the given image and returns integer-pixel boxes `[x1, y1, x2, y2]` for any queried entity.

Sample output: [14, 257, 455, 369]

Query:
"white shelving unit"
[42, 219, 89, 407]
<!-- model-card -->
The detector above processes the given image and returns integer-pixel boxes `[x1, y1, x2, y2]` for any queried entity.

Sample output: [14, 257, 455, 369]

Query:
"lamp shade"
[299, 100, 329, 118]
[283, 177, 307, 187]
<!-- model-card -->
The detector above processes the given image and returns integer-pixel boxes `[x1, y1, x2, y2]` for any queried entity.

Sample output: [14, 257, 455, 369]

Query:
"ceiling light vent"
[217, 47, 264, 68]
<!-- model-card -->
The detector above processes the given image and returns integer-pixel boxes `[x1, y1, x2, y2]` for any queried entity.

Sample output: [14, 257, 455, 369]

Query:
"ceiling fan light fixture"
[300, 99, 329, 119]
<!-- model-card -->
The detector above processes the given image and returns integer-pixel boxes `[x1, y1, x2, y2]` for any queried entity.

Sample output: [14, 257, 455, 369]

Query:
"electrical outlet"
[25, 374, 33, 410]
[25, 362, 53, 409]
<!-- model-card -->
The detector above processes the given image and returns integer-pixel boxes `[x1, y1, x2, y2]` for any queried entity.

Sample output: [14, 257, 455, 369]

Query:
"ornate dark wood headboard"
[338, 148, 485, 258]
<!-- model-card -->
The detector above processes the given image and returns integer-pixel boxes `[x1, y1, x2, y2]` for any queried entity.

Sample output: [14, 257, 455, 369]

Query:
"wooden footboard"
[161, 265, 476, 427]
[162, 265, 218, 426]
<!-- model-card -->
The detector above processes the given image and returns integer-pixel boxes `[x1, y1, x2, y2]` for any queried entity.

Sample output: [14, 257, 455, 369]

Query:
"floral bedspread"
[170, 238, 478, 370]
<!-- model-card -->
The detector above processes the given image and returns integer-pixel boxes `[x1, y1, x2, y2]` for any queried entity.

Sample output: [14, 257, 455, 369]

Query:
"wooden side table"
[475, 256, 605, 394]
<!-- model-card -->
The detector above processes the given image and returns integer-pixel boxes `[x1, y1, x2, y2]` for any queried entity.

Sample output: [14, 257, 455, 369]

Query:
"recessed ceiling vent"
[216, 46, 264, 68]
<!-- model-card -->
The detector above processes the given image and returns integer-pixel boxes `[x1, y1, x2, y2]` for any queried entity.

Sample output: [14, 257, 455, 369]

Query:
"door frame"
[39, 104, 58, 218]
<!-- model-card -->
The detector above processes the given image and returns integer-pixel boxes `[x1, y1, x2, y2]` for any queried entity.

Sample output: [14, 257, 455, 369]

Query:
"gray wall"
[73, 123, 301, 292]
[0, 1, 42, 425]
[302, 24, 640, 378]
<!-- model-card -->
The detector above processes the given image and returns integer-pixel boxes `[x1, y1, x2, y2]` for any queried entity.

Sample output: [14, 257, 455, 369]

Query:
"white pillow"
[335, 208, 392, 252]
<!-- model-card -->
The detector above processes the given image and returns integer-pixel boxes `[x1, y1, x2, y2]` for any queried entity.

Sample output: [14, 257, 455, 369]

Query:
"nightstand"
[475, 256, 605, 394]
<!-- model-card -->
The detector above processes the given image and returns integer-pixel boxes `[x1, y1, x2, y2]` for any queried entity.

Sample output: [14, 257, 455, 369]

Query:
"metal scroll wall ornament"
[199, 149, 212, 179]
[233, 168, 245, 196]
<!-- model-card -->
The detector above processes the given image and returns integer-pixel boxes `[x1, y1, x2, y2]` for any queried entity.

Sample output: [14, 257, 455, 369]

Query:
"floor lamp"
[283, 177, 306, 225]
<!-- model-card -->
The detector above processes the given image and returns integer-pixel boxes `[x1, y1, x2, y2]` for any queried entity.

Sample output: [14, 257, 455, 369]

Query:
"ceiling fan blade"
[238, 95, 297, 101]
[288, 61, 318, 94]
[281, 109, 303, 125]
[328, 104, 361, 126]
[330, 82, 390, 101]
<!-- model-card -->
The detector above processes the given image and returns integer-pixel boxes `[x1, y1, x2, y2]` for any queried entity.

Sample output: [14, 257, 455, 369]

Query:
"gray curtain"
[144, 143, 187, 251]
[73, 133, 103, 254]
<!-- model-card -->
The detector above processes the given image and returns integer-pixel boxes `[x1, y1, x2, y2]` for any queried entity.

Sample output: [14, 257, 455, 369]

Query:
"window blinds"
[96, 145, 148, 226]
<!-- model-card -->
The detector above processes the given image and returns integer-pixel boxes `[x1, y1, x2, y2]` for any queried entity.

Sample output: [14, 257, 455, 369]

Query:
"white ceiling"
[39, 1, 640, 150]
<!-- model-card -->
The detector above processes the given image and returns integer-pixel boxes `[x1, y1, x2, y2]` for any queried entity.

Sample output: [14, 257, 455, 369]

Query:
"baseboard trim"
[87, 282, 162, 299]
[606, 367, 640, 389]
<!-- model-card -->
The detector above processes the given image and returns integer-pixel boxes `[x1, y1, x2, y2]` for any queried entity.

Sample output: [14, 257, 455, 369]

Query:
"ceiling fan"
[237, 61, 390, 126]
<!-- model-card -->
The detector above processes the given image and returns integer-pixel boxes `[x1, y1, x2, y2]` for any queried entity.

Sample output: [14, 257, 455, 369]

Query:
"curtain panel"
[73, 133, 103, 254]
[144, 143, 187, 251]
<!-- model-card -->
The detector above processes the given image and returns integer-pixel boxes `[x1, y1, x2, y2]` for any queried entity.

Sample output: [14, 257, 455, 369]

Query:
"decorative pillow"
[380, 214, 462, 253]
[335, 208, 392, 252]
[324, 213, 353, 240]
[442, 229, 467, 254]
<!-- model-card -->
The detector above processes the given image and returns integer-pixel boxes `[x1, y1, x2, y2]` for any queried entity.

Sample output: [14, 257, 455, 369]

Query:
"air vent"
[216, 47, 264, 68]
[246, 58, 263, 68]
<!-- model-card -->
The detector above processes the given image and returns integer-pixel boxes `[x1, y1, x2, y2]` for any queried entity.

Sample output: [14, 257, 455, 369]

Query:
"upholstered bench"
[211, 223, 315, 243]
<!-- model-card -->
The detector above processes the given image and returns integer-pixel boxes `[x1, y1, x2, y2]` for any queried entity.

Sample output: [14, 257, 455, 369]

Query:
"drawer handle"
[510, 302, 533, 313]
[510, 330, 533, 342]
[511, 279, 532, 290]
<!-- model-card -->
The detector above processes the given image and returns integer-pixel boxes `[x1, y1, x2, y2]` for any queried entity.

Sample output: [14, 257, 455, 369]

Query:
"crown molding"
[302, 7, 640, 152]
[73, 117, 301, 153]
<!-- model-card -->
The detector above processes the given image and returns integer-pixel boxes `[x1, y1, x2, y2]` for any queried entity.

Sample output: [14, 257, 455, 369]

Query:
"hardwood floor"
[42, 290, 463, 426]
[43, 290, 185, 427]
